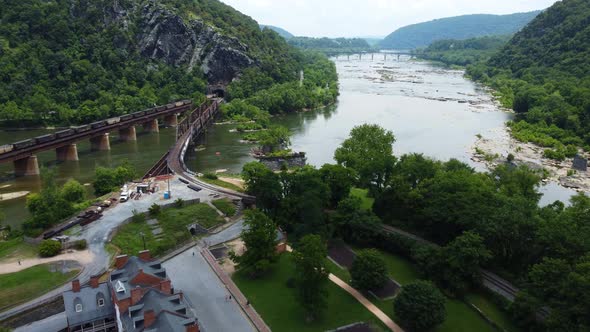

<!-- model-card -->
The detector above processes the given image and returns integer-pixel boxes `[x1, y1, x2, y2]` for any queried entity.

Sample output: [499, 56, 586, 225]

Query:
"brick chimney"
[131, 287, 143, 305]
[138, 250, 151, 262]
[89, 275, 100, 289]
[159, 279, 172, 295]
[144, 310, 156, 328]
[115, 255, 128, 269]
[72, 279, 81, 292]
[186, 322, 200, 332]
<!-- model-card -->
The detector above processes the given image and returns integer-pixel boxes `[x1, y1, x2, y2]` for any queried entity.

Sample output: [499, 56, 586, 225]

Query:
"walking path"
[0, 250, 94, 274]
[202, 248, 271, 332]
[286, 246, 404, 332]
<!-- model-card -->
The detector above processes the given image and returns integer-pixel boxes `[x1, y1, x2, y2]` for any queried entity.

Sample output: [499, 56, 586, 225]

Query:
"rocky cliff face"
[104, 0, 255, 85]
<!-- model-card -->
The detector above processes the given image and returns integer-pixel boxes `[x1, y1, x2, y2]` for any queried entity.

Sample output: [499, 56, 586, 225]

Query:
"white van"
[119, 190, 130, 202]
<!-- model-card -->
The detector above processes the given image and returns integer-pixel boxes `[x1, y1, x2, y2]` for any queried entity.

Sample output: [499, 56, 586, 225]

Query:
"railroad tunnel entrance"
[212, 89, 225, 98]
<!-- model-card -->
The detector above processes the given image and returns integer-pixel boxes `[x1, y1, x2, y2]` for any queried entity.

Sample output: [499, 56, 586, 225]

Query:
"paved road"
[0, 176, 222, 322]
[163, 247, 254, 332]
[206, 218, 245, 247]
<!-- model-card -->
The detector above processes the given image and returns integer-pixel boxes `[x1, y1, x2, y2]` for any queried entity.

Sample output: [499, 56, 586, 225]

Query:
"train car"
[73, 125, 91, 133]
[55, 129, 75, 138]
[0, 144, 14, 154]
[166, 103, 175, 110]
[133, 110, 146, 118]
[106, 117, 120, 125]
[90, 121, 107, 129]
[121, 114, 133, 121]
[35, 134, 55, 144]
[13, 139, 34, 149]
[145, 108, 157, 115]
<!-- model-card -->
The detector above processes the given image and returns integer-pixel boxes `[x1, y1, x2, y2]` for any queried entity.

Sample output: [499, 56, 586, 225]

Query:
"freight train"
[0, 100, 191, 155]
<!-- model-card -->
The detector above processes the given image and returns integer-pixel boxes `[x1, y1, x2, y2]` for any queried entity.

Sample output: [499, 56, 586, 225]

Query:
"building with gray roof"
[62, 277, 117, 332]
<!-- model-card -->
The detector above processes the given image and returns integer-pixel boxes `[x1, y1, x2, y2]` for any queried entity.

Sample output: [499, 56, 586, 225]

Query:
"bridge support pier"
[119, 126, 137, 141]
[164, 114, 178, 127]
[56, 144, 79, 161]
[14, 155, 40, 177]
[90, 133, 111, 151]
[143, 119, 159, 133]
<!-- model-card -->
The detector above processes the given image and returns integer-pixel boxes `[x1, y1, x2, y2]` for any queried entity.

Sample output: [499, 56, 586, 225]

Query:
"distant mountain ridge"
[380, 11, 542, 49]
[260, 25, 294, 39]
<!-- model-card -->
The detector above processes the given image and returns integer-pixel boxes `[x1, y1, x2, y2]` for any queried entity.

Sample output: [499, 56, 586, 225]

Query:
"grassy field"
[466, 292, 521, 332]
[0, 237, 37, 263]
[198, 176, 244, 192]
[233, 253, 386, 332]
[111, 203, 224, 257]
[350, 188, 374, 211]
[211, 198, 237, 216]
[0, 264, 79, 310]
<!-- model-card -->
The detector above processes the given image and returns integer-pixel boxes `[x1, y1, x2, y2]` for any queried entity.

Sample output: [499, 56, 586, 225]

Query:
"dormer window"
[75, 303, 83, 312]
[98, 298, 105, 307]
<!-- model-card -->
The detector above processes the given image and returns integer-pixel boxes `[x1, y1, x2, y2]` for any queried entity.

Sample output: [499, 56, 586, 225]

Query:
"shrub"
[174, 198, 184, 208]
[148, 203, 161, 216]
[73, 239, 87, 250]
[203, 172, 218, 180]
[394, 280, 447, 331]
[350, 249, 388, 291]
[39, 240, 62, 257]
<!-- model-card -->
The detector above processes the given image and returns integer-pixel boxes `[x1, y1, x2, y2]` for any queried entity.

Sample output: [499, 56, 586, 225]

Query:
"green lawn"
[349, 247, 502, 332]
[0, 237, 37, 263]
[0, 264, 79, 310]
[325, 257, 351, 283]
[198, 176, 244, 192]
[111, 203, 224, 257]
[233, 253, 386, 332]
[350, 188, 374, 211]
[466, 292, 521, 332]
[211, 198, 237, 216]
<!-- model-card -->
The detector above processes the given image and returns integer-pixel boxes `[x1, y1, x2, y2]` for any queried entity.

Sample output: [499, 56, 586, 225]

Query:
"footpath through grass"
[0, 264, 79, 310]
[111, 203, 224, 257]
[198, 176, 244, 192]
[233, 253, 386, 332]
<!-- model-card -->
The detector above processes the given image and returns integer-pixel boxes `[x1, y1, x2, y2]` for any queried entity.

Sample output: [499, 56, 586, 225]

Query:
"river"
[0, 55, 577, 228]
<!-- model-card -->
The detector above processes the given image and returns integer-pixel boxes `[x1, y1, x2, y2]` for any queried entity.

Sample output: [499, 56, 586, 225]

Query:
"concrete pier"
[143, 119, 159, 133]
[14, 155, 40, 176]
[119, 126, 137, 141]
[90, 133, 110, 151]
[56, 144, 79, 161]
[164, 114, 178, 127]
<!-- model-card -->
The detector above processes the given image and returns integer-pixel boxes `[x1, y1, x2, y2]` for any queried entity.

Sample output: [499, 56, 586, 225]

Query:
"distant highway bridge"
[0, 101, 194, 176]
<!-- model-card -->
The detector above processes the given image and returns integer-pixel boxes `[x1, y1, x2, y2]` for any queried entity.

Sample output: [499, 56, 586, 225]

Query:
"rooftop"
[62, 282, 114, 327]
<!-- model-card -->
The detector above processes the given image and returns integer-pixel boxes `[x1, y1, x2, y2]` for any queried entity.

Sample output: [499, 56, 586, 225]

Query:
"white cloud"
[220, 0, 560, 37]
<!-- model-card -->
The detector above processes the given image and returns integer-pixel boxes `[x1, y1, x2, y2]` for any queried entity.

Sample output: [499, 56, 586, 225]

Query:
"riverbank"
[472, 127, 590, 193]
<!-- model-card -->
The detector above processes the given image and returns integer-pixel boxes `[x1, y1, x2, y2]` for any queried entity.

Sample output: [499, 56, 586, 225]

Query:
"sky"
[220, 0, 560, 38]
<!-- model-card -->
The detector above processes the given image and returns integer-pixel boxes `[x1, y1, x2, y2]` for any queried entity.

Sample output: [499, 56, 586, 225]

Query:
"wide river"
[0, 55, 577, 228]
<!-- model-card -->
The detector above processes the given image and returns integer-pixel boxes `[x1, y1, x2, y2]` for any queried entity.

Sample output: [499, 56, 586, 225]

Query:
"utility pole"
[140, 232, 146, 250]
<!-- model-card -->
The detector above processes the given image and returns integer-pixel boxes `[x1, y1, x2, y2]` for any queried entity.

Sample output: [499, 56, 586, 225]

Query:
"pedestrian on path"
[17, 259, 21, 265]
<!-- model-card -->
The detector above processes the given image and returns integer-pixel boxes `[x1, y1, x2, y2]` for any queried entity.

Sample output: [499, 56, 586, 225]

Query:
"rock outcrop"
[103, 1, 254, 85]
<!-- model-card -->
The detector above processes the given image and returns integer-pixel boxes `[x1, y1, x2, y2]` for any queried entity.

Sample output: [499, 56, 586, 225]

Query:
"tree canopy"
[393, 280, 447, 331]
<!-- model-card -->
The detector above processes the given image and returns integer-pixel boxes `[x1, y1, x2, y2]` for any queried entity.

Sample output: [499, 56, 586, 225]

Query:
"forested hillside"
[468, 0, 590, 159]
[380, 11, 540, 49]
[288, 37, 375, 55]
[414, 35, 510, 67]
[0, 0, 317, 126]
[260, 25, 294, 39]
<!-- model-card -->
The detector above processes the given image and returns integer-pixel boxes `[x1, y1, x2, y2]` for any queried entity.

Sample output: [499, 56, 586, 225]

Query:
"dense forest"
[244, 124, 590, 331]
[260, 25, 294, 39]
[414, 35, 510, 67]
[0, 0, 327, 126]
[380, 11, 540, 49]
[467, 0, 590, 158]
[288, 37, 375, 55]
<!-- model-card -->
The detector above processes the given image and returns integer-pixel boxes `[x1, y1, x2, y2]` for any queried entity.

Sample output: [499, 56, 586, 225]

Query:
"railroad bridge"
[0, 100, 193, 176]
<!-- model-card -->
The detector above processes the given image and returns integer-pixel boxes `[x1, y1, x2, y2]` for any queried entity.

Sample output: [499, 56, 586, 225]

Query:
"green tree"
[242, 162, 282, 216]
[292, 234, 329, 322]
[39, 240, 62, 257]
[60, 179, 86, 203]
[320, 164, 355, 208]
[231, 210, 278, 278]
[24, 170, 74, 234]
[394, 280, 447, 331]
[334, 124, 396, 194]
[350, 249, 388, 290]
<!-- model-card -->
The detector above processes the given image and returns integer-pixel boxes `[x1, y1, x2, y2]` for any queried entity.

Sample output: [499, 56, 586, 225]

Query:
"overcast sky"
[220, 0, 559, 38]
